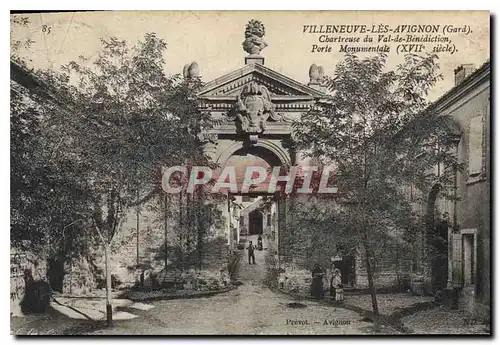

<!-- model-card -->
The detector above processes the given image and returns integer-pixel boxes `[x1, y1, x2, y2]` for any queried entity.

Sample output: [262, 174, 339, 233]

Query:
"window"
[267, 214, 272, 226]
[468, 115, 484, 177]
[451, 229, 477, 287]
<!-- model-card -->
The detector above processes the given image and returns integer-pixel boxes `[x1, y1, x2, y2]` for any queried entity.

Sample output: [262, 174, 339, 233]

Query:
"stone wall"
[418, 67, 490, 318]
[60, 193, 232, 295]
[276, 249, 415, 295]
[275, 195, 418, 293]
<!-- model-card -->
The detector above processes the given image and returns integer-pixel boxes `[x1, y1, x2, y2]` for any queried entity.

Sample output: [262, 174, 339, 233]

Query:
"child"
[331, 268, 344, 302]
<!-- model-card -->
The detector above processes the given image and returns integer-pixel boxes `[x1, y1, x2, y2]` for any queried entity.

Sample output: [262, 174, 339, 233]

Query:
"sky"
[11, 10, 490, 101]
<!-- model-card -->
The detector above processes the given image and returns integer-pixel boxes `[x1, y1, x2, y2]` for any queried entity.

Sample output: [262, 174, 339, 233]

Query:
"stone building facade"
[419, 61, 490, 320]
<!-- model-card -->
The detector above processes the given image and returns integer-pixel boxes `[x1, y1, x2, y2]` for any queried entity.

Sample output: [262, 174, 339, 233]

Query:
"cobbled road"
[91, 236, 372, 335]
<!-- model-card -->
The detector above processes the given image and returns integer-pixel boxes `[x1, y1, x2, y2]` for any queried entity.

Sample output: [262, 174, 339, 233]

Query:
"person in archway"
[247, 241, 256, 264]
[257, 234, 263, 250]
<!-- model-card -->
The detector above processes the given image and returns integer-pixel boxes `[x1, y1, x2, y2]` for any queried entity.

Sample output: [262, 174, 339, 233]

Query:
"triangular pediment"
[197, 63, 326, 99]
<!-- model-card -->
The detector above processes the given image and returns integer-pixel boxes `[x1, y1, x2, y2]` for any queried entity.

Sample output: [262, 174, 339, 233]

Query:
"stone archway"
[249, 210, 264, 236]
[221, 144, 286, 194]
[193, 37, 331, 285]
[425, 183, 449, 292]
[216, 139, 292, 167]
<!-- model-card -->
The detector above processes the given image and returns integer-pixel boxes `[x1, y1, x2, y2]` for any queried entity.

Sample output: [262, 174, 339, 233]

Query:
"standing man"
[247, 241, 256, 264]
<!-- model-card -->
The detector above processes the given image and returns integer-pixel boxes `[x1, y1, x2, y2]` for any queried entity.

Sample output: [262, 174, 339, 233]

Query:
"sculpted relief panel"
[234, 81, 286, 134]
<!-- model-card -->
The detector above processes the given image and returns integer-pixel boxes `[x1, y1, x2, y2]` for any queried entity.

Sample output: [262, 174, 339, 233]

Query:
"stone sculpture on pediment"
[242, 19, 267, 56]
[235, 81, 277, 133]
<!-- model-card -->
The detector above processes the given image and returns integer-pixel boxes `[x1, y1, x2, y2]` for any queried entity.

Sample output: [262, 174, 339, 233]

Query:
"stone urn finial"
[318, 66, 325, 82]
[183, 61, 200, 79]
[309, 64, 326, 85]
[242, 19, 268, 56]
[309, 64, 319, 84]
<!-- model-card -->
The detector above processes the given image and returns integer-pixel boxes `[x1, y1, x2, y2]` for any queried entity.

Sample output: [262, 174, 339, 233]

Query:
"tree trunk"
[364, 241, 380, 332]
[136, 209, 140, 267]
[164, 193, 168, 271]
[179, 191, 184, 266]
[104, 242, 113, 327]
[195, 190, 202, 270]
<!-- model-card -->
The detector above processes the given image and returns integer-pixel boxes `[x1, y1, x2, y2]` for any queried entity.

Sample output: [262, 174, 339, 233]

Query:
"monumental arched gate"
[194, 32, 331, 272]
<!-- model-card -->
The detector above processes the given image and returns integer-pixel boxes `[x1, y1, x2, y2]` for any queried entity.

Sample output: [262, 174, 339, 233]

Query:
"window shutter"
[468, 115, 484, 176]
[451, 233, 463, 287]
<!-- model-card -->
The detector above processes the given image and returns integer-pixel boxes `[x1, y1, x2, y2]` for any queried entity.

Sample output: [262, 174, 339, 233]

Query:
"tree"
[11, 63, 97, 295]
[11, 16, 104, 304]
[293, 53, 460, 331]
[33, 33, 211, 325]
[10, 15, 34, 65]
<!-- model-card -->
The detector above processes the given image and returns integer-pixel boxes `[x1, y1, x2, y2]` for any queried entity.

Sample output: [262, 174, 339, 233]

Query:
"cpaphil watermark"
[161, 165, 338, 194]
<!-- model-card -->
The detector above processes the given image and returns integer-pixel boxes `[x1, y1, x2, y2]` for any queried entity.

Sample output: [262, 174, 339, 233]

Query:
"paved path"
[91, 235, 372, 335]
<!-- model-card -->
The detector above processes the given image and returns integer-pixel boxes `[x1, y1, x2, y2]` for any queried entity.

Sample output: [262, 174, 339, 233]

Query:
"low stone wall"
[277, 262, 313, 295]
[275, 254, 414, 295]
[200, 237, 229, 271]
[60, 234, 234, 296]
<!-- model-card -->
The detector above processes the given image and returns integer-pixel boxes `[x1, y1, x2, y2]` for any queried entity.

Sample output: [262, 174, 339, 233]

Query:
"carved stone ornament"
[249, 134, 259, 145]
[242, 20, 268, 56]
[197, 132, 218, 143]
[235, 81, 276, 133]
[183, 61, 200, 79]
[309, 63, 326, 85]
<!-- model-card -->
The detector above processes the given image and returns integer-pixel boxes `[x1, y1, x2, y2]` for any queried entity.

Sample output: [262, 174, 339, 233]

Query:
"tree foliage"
[10, 15, 34, 66]
[293, 52, 460, 330]
[294, 53, 458, 250]
[11, 32, 213, 285]
[11, 66, 94, 261]
[39, 33, 211, 244]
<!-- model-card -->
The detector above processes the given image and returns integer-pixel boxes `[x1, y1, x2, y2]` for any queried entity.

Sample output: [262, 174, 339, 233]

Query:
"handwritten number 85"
[42, 25, 51, 34]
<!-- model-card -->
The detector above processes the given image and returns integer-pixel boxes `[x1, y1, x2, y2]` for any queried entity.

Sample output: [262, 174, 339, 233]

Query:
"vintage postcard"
[10, 10, 490, 335]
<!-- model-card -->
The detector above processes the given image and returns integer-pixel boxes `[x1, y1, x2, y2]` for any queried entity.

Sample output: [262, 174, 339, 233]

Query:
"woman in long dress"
[330, 265, 337, 299]
[310, 264, 324, 299]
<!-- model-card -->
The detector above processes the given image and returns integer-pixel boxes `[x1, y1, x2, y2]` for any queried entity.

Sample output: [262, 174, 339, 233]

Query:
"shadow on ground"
[11, 306, 108, 335]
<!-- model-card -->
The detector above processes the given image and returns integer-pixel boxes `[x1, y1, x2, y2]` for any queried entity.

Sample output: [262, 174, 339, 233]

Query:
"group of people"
[246, 238, 344, 302]
[311, 264, 344, 301]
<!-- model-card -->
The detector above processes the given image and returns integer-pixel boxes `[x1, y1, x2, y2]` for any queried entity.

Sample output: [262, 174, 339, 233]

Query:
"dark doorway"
[432, 217, 449, 291]
[47, 258, 65, 293]
[336, 256, 356, 287]
[249, 210, 263, 235]
[426, 184, 449, 292]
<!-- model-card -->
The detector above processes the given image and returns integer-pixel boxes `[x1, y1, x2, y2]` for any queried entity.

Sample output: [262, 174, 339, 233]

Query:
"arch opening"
[222, 145, 285, 195]
[248, 210, 264, 236]
[425, 183, 449, 292]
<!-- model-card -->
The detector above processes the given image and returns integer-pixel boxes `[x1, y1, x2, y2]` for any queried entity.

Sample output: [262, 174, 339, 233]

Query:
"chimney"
[454, 64, 476, 86]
